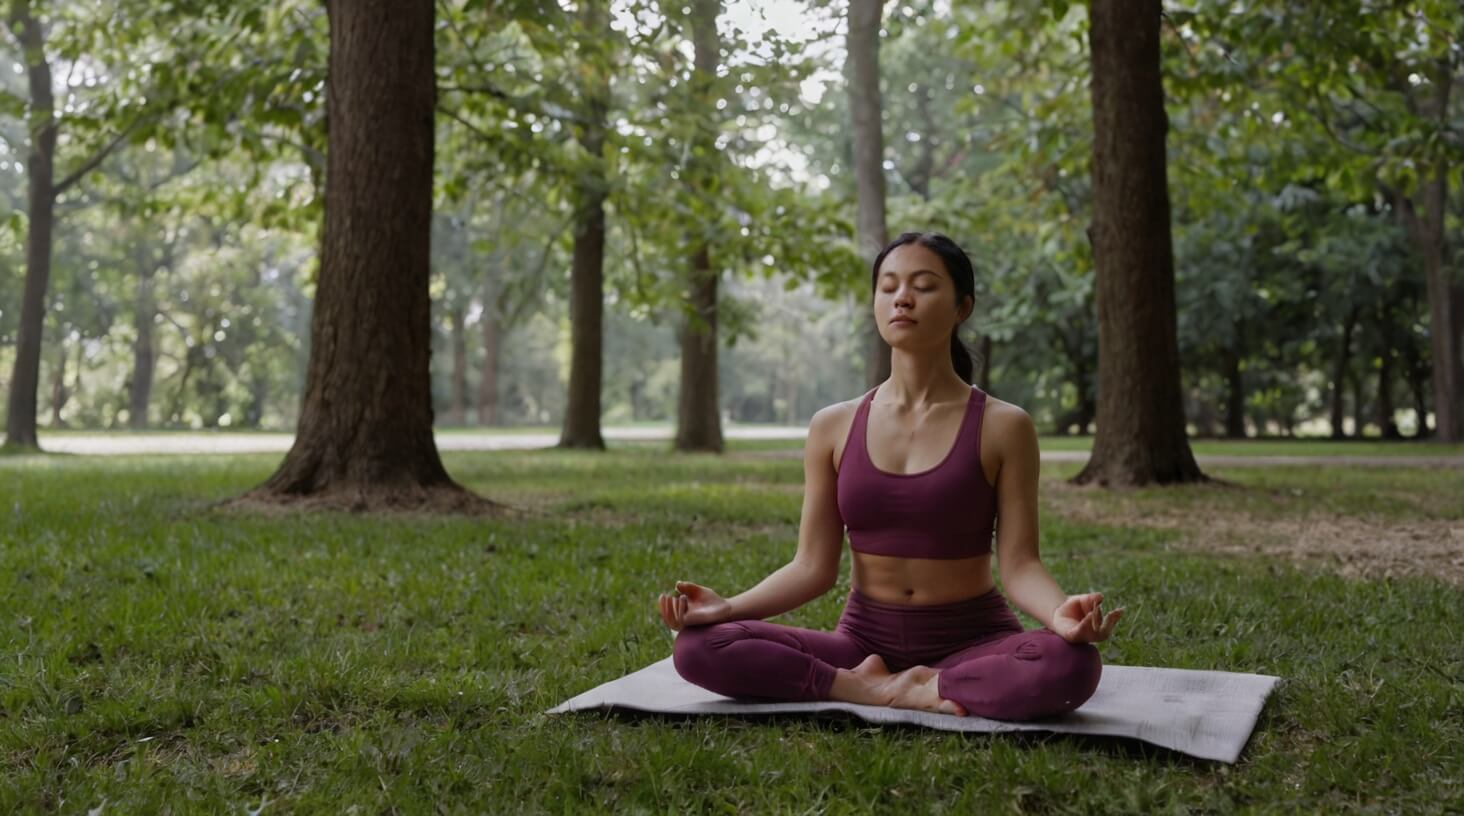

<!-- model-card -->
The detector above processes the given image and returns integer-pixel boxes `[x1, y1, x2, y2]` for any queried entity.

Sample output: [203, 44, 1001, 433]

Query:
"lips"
[890, 317, 916, 326]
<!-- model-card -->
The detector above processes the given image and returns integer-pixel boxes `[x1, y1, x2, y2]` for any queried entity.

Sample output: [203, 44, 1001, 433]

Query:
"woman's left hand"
[1050, 592, 1123, 644]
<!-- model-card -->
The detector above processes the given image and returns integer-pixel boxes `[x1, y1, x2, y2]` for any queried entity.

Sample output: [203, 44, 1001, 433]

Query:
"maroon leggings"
[672, 585, 1101, 721]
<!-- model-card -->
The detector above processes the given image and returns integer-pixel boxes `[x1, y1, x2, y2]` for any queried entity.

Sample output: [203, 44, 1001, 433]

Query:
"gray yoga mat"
[545, 655, 1281, 763]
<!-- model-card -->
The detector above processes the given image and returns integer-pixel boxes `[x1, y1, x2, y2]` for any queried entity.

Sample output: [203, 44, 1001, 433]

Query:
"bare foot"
[830, 655, 966, 716]
[884, 665, 967, 717]
[829, 654, 897, 706]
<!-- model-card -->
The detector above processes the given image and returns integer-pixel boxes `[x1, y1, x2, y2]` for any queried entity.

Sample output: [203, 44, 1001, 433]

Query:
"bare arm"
[725, 406, 846, 621]
[992, 407, 1069, 630]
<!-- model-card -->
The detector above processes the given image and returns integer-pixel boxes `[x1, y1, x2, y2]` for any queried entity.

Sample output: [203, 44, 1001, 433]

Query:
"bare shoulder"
[808, 394, 866, 469]
[982, 394, 1039, 461]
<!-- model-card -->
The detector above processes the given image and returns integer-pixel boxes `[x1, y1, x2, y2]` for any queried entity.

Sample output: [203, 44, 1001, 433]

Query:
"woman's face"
[873, 243, 971, 351]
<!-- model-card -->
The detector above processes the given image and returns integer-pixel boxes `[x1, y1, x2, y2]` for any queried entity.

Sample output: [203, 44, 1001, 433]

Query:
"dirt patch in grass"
[1043, 478, 1464, 587]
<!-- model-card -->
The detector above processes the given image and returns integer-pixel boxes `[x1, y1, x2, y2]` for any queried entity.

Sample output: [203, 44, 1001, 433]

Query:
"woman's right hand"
[657, 581, 733, 631]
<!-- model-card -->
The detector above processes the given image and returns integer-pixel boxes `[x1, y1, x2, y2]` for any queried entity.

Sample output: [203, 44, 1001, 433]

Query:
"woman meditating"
[657, 231, 1123, 720]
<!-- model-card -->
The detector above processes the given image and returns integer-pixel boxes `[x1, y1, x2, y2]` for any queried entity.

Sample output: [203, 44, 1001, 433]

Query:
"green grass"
[1, 450, 1460, 812]
[1033, 436, 1464, 457]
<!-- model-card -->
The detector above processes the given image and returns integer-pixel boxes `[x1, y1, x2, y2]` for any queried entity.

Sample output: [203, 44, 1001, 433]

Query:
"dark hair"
[870, 231, 978, 384]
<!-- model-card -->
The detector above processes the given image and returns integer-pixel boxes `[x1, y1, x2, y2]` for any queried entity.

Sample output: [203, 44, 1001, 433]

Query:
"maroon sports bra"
[835, 384, 997, 559]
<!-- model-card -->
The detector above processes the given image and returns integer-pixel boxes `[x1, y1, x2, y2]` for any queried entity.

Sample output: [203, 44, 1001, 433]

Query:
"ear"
[958, 295, 974, 323]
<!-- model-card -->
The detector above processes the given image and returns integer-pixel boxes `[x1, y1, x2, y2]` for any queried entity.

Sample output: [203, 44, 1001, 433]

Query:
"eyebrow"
[879, 269, 941, 279]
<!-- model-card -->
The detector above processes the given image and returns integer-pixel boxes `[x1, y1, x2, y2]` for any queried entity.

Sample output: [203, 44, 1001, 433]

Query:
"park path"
[27, 430, 1464, 467]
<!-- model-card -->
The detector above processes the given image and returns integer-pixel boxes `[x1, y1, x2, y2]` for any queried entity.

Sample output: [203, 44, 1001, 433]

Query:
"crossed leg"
[932, 628, 1102, 720]
[672, 620, 871, 702]
[672, 620, 1102, 721]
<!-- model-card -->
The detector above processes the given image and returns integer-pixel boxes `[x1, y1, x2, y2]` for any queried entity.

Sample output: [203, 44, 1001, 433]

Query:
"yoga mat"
[545, 655, 1281, 763]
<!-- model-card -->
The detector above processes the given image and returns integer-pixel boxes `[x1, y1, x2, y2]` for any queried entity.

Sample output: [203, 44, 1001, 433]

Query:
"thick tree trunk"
[477, 301, 500, 426]
[847, 0, 891, 389]
[448, 304, 467, 426]
[674, 0, 724, 454]
[244, 0, 481, 511]
[3, 0, 56, 450]
[1073, 0, 1204, 487]
[677, 248, 723, 451]
[1329, 306, 1356, 439]
[558, 1, 610, 450]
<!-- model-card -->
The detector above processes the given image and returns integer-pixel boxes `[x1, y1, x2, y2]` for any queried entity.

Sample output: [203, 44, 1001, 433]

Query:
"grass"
[1, 448, 1460, 813]
[1033, 436, 1464, 458]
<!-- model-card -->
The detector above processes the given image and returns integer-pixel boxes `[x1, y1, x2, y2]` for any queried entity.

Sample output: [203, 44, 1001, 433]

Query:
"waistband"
[846, 584, 1010, 616]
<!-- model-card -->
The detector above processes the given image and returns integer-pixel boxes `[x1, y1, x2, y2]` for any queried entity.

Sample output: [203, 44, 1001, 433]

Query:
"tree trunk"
[1399, 325, 1431, 438]
[3, 0, 56, 450]
[1349, 362, 1367, 439]
[847, 0, 891, 389]
[1395, 64, 1462, 442]
[676, 249, 723, 451]
[1329, 306, 1357, 439]
[1222, 343, 1245, 438]
[1376, 346, 1399, 440]
[244, 0, 481, 511]
[448, 304, 467, 426]
[558, 0, 610, 450]
[477, 300, 500, 426]
[675, 0, 724, 454]
[1054, 328, 1095, 434]
[48, 338, 66, 427]
[1073, 0, 1204, 487]
[245, 373, 267, 428]
[130, 265, 156, 429]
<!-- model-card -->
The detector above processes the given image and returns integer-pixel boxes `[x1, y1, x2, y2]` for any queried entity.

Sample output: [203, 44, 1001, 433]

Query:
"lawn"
[1, 447, 1460, 812]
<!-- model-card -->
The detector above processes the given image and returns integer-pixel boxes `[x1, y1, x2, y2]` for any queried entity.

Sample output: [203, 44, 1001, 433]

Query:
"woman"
[657, 232, 1123, 720]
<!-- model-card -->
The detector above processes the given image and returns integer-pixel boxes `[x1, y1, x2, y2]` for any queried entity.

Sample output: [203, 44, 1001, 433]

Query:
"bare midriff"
[850, 551, 995, 606]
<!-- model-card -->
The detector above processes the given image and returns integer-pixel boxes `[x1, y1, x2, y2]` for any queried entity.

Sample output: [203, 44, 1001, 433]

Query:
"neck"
[881, 347, 968, 408]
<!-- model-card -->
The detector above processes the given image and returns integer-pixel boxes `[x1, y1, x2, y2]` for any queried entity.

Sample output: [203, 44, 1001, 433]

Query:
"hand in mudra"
[1051, 592, 1123, 644]
[657, 581, 732, 631]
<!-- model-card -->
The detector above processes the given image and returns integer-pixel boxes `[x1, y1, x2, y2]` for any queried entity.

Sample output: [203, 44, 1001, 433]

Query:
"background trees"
[1, 0, 1457, 463]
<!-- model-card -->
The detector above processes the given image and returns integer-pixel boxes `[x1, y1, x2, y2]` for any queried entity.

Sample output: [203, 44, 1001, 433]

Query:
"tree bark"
[3, 0, 56, 449]
[558, 0, 610, 450]
[1073, 0, 1204, 487]
[676, 248, 723, 451]
[477, 299, 500, 426]
[847, 0, 891, 389]
[675, 0, 724, 454]
[448, 304, 467, 426]
[244, 0, 480, 510]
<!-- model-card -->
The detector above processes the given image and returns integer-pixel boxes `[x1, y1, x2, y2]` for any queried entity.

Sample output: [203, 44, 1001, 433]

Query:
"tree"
[673, 0, 725, 453]
[1072, 0, 1204, 487]
[846, 0, 891, 388]
[238, 0, 487, 511]
[557, 0, 613, 450]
